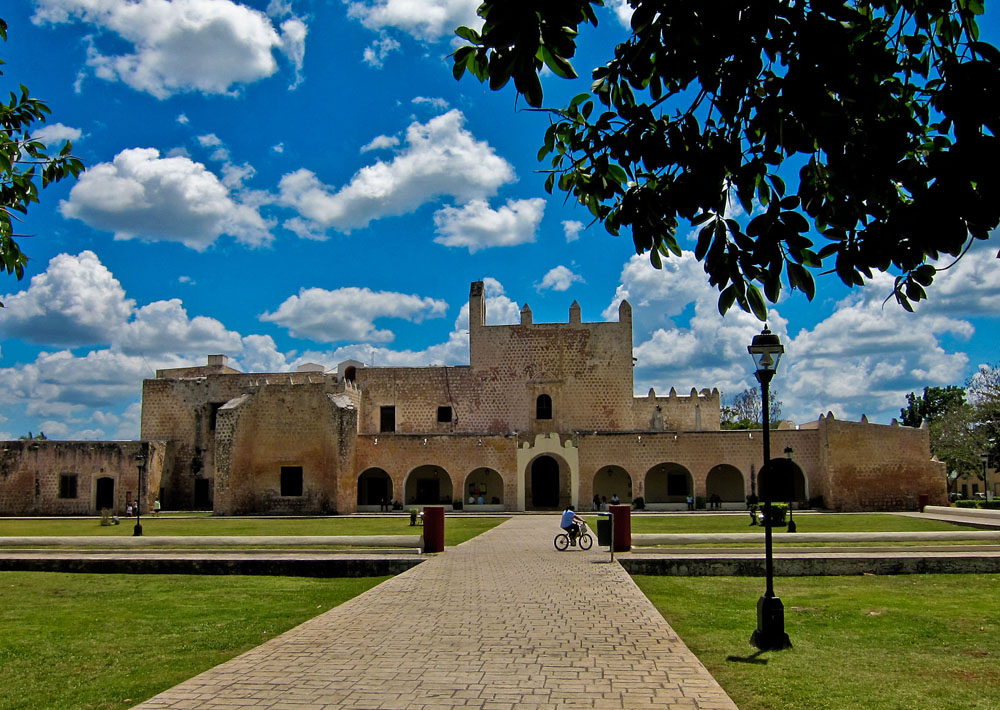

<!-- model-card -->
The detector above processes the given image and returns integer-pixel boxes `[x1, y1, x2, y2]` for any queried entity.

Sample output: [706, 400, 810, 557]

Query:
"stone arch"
[759, 460, 808, 503]
[357, 467, 393, 507]
[343, 366, 357, 382]
[706, 464, 745, 504]
[592, 465, 633, 506]
[404, 465, 454, 506]
[524, 454, 568, 510]
[464, 467, 504, 506]
[644, 462, 693, 505]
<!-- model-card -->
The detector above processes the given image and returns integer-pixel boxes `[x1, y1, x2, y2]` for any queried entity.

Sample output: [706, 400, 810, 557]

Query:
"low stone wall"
[620, 554, 1000, 576]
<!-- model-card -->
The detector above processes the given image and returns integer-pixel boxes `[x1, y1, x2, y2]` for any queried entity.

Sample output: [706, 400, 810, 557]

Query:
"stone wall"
[214, 382, 357, 515]
[817, 415, 947, 511]
[0, 440, 168, 515]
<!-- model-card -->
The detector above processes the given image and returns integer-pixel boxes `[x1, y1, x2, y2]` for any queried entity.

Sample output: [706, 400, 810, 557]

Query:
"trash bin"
[596, 515, 612, 546]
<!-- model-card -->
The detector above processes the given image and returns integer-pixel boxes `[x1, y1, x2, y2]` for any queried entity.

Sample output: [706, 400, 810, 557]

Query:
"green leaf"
[454, 26, 480, 43]
[746, 284, 768, 322]
[537, 46, 578, 80]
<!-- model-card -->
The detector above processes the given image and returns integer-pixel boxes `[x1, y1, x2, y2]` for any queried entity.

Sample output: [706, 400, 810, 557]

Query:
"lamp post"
[784, 447, 797, 533]
[748, 325, 791, 650]
[134, 454, 146, 537]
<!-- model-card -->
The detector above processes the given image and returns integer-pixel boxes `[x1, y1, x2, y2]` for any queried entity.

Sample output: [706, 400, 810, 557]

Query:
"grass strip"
[0, 571, 388, 710]
[634, 574, 1000, 710]
[0, 516, 506, 547]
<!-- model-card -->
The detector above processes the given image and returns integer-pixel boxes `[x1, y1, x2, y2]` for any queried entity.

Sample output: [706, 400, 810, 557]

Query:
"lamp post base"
[133, 522, 143, 537]
[750, 595, 791, 650]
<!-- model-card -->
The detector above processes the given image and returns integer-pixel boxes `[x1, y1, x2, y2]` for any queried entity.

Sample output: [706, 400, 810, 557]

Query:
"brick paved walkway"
[135, 515, 738, 709]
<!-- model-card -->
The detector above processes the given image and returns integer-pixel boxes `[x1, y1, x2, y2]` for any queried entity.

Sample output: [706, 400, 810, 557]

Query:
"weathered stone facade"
[0, 281, 947, 516]
[0, 439, 167, 516]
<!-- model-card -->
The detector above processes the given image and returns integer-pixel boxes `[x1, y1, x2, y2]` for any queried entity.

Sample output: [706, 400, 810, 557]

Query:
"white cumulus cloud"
[562, 219, 584, 243]
[346, 0, 481, 42]
[260, 286, 449, 343]
[433, 198, 545, 253]
[278, 110, 515, 234]
[33, 122, 83, 145]
[32, 0, 307, 98]
[59, 147, 273, 250]
[537, 265, 584, 292]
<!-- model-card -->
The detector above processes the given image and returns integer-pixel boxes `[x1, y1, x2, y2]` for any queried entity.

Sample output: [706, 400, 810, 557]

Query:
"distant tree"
[1, 17, 84, 282]
[721, 387, 782, 429]
[899, 385, 968, 427]
[928, 403, 983, 487]
[453, 0, 1000, 318]
[968, 363, 1000, 463]
[17, 431, 47, 440]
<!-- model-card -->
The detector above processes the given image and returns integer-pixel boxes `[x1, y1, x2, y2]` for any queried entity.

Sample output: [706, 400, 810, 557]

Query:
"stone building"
[129, 281, 945, 515]
[0, 281, 946, 516]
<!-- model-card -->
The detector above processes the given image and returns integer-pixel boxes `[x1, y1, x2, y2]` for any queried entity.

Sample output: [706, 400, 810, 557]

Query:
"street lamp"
[134, 454, 146, 537]
[748, 325, 791, 650]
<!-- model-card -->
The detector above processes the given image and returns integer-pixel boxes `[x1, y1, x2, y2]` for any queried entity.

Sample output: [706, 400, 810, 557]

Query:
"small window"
[280, 466, 303, 497]
[59, 474, 78, 499]
[380, 406, 396, 433]
[208, 402, 224, 431]
[536, 394, 552, 420]
[437, 406, 452, 423]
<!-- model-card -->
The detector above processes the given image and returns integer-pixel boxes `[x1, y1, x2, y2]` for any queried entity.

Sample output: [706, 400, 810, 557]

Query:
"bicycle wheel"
[554, 533, 570, 551]
[578, 533, 593, 550]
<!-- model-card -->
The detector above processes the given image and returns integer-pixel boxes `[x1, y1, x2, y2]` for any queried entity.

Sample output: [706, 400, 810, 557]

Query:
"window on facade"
[59, 474, 78, 499]
[536, 394, 553, 420]
[437, 406, 452, 423]
[280, 466, 303, 497]
[208, 402, 224, 431]
[380, 406, 396, 433]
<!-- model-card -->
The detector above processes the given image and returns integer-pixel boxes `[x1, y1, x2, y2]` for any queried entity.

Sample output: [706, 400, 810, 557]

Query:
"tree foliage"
[899, 384, 967, 427]
[453, 0, 1000, 319]
[968, 362, 1000, 462]
[1, 17, 84, 283]
[721, 387, 783, 429]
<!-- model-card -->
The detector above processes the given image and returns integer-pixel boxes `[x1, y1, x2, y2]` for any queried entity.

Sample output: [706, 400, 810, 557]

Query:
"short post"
[133, 454, 146, 537]
[609, 503, 631, 553]
[422, 505, 445, 553]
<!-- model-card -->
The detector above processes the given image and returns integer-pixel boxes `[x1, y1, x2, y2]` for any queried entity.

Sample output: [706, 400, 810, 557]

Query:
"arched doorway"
[706, 465, 745, 506]
[464, 467, 504, 506]
[592, 466, 633, 506]
[95, 476, 115, 512]
[404, 465, 454, 506]
[644, 462, 693, 507]
[529, 455, 561, 509]
[759, 460, 808, 503]
[357, 468, 393, 507]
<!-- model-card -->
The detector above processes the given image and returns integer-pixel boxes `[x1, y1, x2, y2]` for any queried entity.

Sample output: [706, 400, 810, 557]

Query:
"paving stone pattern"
[135, 516, 738, 709]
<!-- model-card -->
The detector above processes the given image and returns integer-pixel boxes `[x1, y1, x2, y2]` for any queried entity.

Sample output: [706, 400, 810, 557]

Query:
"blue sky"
[1, 0, 997, 440]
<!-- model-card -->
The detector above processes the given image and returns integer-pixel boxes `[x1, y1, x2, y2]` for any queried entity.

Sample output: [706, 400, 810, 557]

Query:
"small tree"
[1, 17, 84, 282]
[900, 385, 968, 427]
[721, 387, 782, 429]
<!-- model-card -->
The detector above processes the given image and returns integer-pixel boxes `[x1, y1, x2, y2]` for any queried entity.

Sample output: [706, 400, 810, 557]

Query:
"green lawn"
[622, 512, 969, 534]
[634, 574, 1000, 710]
[0, 516, 506, 547]
[0, 572, 388, 710]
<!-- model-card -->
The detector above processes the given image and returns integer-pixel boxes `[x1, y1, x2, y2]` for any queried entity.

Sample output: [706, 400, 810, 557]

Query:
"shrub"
[763, 503, 788, 526]
[695, 496, 706, 510]
[452, 499, 463, 510]
[632, 496, 645, 510]
[983, 500, 1000, 509]
[956, 500, 979, 508]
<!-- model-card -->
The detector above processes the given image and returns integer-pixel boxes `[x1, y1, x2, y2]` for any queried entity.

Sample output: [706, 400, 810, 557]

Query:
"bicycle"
[554, 521, 593, 551]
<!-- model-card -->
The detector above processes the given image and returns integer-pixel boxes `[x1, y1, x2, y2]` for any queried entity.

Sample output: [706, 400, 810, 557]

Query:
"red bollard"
[422, 505, 445, 553]
[609, 504, 631, 552]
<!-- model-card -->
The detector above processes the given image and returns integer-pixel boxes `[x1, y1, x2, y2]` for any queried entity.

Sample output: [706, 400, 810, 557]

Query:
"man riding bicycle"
[560, 505, 585, 546]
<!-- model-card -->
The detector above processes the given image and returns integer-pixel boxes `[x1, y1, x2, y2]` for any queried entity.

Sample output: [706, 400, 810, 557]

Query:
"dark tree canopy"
[899, 384, 967, 427]
[1, 17, 84, 283]
[453, 0, 1000, 319]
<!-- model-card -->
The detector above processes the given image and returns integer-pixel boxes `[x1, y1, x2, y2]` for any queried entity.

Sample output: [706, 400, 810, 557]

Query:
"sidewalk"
[135, 515, 738, 709]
